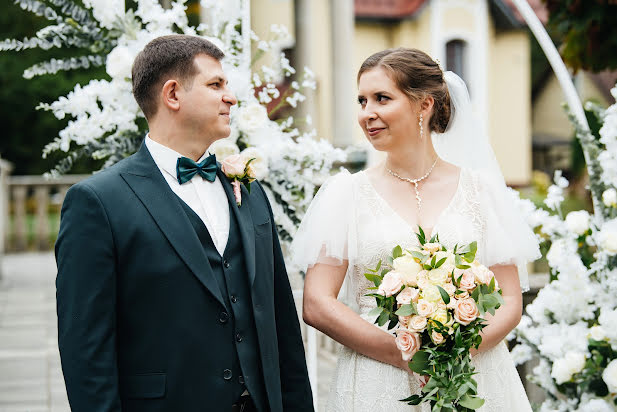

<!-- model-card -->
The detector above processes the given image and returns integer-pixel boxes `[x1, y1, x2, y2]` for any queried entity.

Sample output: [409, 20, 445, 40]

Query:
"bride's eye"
[377, 94, 390, 102]
[357, 97, 366, 106]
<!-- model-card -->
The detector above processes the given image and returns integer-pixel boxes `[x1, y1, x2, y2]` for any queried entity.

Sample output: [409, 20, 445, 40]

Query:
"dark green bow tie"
[176, 154, 217, 184]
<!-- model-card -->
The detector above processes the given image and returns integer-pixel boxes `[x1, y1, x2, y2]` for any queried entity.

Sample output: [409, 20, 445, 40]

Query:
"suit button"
[239, 375, 245, 384]
[223, 260, 230, 268]
[236, 333, 243, 342]
[219, 311, 229, 324]
[223, 369, 233, 380]
[231, 295, 238, 303]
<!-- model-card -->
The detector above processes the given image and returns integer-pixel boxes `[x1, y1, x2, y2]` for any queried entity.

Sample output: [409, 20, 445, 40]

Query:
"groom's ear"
[161, 79, 181, 112]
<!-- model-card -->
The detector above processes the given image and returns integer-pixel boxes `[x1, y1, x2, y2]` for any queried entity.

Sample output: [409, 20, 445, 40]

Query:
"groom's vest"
[176, 197, 267, 410]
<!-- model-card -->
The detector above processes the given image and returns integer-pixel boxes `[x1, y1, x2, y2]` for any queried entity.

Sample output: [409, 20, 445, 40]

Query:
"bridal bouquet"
[364, 227, 504, 411]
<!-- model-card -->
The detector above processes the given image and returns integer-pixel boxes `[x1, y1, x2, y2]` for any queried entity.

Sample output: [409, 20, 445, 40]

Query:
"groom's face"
[177, 54, 237, 144]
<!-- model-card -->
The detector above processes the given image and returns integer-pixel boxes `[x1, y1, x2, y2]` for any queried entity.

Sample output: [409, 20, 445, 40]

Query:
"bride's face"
[357, 67, 420, 152]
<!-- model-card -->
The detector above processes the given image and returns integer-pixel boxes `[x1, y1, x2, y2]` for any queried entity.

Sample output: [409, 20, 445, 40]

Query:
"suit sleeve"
[55, 183, 121, 412]
[257, 182, 315, 411]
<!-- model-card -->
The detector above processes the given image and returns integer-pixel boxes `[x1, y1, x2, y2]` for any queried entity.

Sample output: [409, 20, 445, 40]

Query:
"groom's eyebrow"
[207, 75, 228, 84]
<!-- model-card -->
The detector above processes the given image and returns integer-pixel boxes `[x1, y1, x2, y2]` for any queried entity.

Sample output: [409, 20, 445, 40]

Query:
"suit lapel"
[217, 168, 257, 286]
[120, 144, 227, 309]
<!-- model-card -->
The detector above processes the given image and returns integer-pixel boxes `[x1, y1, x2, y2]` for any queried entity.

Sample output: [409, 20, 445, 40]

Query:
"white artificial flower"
[602, 188, 617, 207]
[208, 139, 239, 160]
[602, 359, 617, 393]
[565, 210, 590, 235]
[83, 0, 125, 29]
[597, 218, 617, 254]
[235, 102, 269, 133]
[106, 46, 134, 79]
[551, 352, 585, 384]
[510, 344, 534, 366]
[589, 325, 606, 341]
[576, 398, 614, 412]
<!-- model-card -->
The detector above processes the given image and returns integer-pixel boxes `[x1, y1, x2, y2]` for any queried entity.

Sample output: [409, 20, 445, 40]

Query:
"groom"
[55, 34, 313, 412]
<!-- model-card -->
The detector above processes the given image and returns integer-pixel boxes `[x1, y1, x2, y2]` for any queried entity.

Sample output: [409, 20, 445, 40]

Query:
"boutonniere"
[221, 154, 257, 206]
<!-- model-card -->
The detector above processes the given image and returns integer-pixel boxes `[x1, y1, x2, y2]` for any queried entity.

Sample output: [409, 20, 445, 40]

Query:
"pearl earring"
[419, 113, 424, 140]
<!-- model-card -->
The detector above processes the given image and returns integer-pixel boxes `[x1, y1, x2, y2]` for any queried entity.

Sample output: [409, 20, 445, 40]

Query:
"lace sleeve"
[475, 172, 541, 291]
[290, 170, 357, 272]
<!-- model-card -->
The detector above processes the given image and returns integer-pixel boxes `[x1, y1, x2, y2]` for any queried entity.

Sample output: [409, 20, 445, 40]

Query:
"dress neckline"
[359, 168, 464, 238]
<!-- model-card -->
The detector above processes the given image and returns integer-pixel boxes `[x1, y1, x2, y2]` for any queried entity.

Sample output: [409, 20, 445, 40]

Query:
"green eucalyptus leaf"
[395, 304, 415, 316]
[459, 394, 485, 409]
[409, 350, 431, 374]
[435, 257, 447, 268]
[367, 306, 383, 318]
[377, 310, 390, 326]
[392, 245, 403, 259]
[436, 285, 451, 304]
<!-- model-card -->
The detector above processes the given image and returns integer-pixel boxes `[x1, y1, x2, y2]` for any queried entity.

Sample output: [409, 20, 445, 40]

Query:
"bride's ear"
[419, 95, 435, 115]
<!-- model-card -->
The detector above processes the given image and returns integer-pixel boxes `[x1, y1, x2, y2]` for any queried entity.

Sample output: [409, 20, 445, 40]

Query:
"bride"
[291, 48, 540, 411]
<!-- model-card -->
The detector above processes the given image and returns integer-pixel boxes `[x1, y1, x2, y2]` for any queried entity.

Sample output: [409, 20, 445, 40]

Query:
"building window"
[446, 40, 468, 89]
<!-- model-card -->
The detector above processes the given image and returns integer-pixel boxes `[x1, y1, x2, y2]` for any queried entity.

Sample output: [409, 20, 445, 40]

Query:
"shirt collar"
[145, 134, 210, 180]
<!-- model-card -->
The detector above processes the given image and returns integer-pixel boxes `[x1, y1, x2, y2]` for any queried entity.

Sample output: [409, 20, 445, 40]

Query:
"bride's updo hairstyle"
[358, 48, 451, 133]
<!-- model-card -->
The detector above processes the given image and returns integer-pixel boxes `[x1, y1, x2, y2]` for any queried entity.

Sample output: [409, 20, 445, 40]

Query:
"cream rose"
[422, 285, 443, 303]
[602, 359, 617, 393]
[434, 250, 455, 266]
[431, 308, 448, 325]
[416, 271, 431, 290]
[427, 267, 449, 286]
[378, 271, 404, 297]
[408, 315, 428, 332]
[240, 147, 268, 180]
[398, 315, 411, 328]
[442, 283, 456, 297]
[589, 325, 607, 341]
[416, 299, 435, 317]
[396, 286, 419, 305]
[431, 331, 445, 345]
[393, 254, 423, 286]
[395, 330, 422, 361]
[471, 262, 493, 285]
[454, 298, 480, 325]
[565, 210, 590, 235]
[423, 242, 442, 254]
[459, 270, 477, 291]
[221, 154, 247, 177]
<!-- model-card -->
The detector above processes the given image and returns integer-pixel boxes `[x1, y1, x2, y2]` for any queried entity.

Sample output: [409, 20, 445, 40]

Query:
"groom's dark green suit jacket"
[55, 143, 313, 412]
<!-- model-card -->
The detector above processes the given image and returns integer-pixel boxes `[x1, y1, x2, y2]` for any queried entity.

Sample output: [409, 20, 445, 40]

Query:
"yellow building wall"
[489, 31, 531, 185]
[533, 73, 611, 142]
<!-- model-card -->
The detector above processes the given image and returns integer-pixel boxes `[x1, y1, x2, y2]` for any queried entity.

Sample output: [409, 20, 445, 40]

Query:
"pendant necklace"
[387, 158, 438, 212]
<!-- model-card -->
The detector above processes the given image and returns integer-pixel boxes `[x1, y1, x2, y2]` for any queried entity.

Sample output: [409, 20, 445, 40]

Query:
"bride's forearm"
[303, 295, 405, 369]
[472, 294, 522, 355]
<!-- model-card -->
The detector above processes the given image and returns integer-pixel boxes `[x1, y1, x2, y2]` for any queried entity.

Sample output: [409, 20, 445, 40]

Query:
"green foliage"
[544, 0, 617, 72]
[0, 0, 107, 174]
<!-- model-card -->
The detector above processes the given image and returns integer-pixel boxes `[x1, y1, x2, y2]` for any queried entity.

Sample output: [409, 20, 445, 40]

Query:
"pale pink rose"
[455, 290, 470, 300]
[446, 298, 458, 310]
[431, 331, 445, 345]
[454, 298, 480, 325]
[416, 300, 435, 317]
[395, 330, 421, 361]
[378, 271, 404, 297]
[408, 315, 428, 332]
[416, 272, 431, 291]
[459, 270, 477, 291]
[221, 154, 246, 177]
[398, 315, 411, 327]
[443, 283, 457, 297]
[396, 286, 419, 305]
[471, 262, 493, 285]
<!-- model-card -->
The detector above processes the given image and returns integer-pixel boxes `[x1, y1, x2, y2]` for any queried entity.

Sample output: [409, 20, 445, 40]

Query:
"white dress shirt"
[145, 136, 230, 255]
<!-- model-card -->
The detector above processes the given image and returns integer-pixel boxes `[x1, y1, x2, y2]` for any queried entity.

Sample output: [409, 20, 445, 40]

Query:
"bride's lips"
[367, 127, 385, 137]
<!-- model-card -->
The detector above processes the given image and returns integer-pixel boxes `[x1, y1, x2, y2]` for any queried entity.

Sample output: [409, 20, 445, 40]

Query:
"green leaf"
[409, 350, 431, 374]
[471, 288, 480, 302]
[459, 394, 485, 409]
[375, 260, 382, 272]
[411, 251, 428, 263]
[367, 306, 383, 318]
[392, 245, 403, 259]
[418, 226, 426, 244]
[395, 304, 415, 316]
[436, 285, 450, 304]
[431, 255, 437, 268]
[364, 273, 382, 287]
[400, 394, 423, 405]
[488, 275, 495, 293]
[435, 257, 447, 268]
[377, 310, 390, 326]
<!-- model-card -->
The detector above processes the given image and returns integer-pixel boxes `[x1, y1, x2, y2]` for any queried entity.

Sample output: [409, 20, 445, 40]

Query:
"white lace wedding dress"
[292, 167, 540, 412]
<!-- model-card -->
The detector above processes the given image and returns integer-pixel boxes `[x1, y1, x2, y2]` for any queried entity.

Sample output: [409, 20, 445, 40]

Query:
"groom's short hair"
[132, 34, 225, 120]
